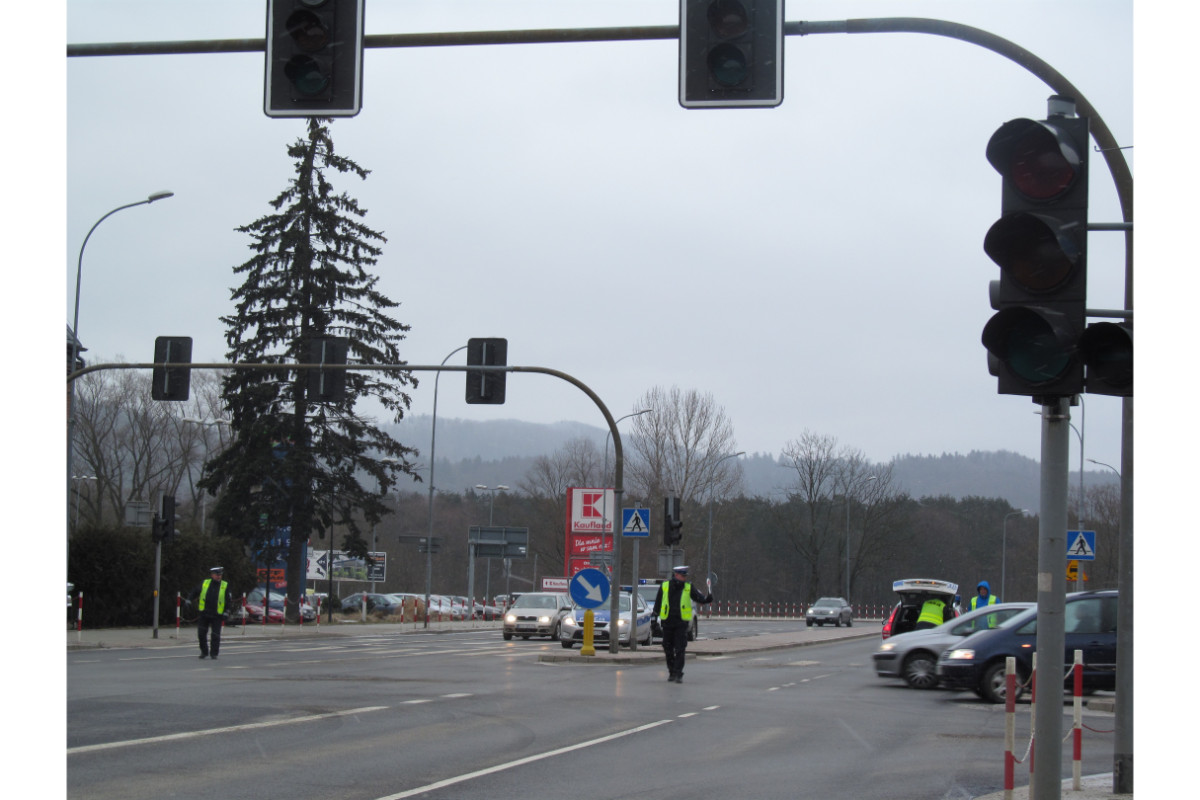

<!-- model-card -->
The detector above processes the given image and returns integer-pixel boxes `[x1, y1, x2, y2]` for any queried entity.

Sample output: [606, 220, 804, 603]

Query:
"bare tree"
[517, 437, 603, 575]
[625, 386, 740, 504]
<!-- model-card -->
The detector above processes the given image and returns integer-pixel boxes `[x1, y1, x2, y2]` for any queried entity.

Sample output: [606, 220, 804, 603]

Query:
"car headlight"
[504, 614, 516, 624]
[878, 643, 896, 653]
[945, 649, 975, 661]
[562, 616, 578, 627]
[538, 615, 551, 625]
[617, 618, 628, 628]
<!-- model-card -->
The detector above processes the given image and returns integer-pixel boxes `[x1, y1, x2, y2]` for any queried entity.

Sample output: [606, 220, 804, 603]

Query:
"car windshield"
[515, 595, 559, 609]
[813, 598, 842, 608]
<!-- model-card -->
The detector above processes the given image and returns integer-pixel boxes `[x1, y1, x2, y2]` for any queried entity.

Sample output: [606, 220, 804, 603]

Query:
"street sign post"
[570, 567, 610, 657]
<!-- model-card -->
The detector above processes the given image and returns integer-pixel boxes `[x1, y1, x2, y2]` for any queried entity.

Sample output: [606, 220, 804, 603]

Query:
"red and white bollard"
[76, 590, 83, 640]
[1003, 656, 1016, 800]
[1072, 649, 1084, 790]
[175, 591, 181, 638]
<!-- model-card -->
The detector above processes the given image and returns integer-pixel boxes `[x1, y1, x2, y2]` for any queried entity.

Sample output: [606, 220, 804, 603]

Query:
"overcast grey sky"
[59, 1, 1137, 470]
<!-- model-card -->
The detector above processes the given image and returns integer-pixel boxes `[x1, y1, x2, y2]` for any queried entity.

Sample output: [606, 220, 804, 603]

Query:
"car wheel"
[981, 661, 1026, 704]
[901, 651, 940, 690]
[834, 619, 841, 628]
[806, 620, 813, 627]
[561, 640, 574, 649]
[846, 617, 852, 627]
[687, 623, 696, 642]
[502, 631, 512, 640]
[521, 635, 530, 640]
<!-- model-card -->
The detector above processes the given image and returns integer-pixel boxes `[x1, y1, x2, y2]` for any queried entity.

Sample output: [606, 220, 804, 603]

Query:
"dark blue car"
[936, 590, 1118, 703]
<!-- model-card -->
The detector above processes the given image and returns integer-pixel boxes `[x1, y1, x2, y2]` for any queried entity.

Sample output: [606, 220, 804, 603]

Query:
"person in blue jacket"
[970, 580, 999, 611]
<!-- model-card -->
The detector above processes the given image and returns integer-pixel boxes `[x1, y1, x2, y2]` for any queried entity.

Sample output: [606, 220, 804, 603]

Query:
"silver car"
[805, 597, 853, 627]
[872, 601, 1033, 689]
[502, 592, 572, 640]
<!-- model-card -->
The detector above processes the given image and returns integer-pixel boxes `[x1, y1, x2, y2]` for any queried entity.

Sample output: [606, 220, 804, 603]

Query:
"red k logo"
[582, 492, 603, 518]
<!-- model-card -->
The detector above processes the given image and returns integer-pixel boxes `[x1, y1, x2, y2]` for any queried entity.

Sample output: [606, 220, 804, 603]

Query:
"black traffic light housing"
[981, 99, 1089, 399]
[153, 495, 177, 543]
[663, 496, 683, 545]
[306, 336, 350, 402]
[1080, 322, 1133, 396]
[151, 336, 192, 401]
[265, 0, 364, 118]
[466, 338, 508, 405]
[679, 0, 784, 108]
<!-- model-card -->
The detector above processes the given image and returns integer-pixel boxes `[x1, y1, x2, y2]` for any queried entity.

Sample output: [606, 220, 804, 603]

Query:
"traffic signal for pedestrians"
[981, 97, 1089, 398]
[265, 0, 364, 118]
[465, 338, 507, 405]
[663, 496, 683, 545]
[151, 336, 193, 401]
[679, 0, 784, 108]
[305, 336, 349, 402]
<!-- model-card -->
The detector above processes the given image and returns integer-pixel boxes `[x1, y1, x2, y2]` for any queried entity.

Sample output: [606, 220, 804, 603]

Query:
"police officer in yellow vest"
[195, 566, 232, 660]
[652, 566, 713, 683]
[913, 595, 949, 631]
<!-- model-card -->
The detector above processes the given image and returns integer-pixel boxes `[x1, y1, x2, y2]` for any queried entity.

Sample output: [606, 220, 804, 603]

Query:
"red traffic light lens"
[986, 119, 1082, 201]
[708, 1, 750, 38]
[1008, 132, 1076, 200]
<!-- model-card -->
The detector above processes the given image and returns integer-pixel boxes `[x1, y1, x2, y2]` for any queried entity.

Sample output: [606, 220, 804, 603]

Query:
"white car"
[502, 592, 572, 640]
[559, 592, 652, 649]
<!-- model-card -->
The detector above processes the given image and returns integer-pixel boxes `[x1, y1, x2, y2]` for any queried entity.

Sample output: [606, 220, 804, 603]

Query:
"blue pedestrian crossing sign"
[622, 508, 650, 538]
[570, 568, 610, 609]
[1066, 530, 1096, 561]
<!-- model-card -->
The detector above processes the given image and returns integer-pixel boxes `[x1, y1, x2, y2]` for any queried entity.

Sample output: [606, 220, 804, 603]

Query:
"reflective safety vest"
[916, 598, 945, 627]
[970, 594, 997, 610]
[659, 582, 694, 622]
[198, 579, 228, 614]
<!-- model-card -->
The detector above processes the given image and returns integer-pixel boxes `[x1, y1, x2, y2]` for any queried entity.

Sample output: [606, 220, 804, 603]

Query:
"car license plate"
[517, 624, 535, 631]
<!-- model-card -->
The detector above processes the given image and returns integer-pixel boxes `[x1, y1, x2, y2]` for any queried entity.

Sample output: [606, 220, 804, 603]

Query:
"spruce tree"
[201, 118, 419, 621]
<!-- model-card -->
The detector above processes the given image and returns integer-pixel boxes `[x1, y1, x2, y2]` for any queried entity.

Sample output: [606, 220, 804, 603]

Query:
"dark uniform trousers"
[661, 621, 691, 678]
[198, 615, 223, 657]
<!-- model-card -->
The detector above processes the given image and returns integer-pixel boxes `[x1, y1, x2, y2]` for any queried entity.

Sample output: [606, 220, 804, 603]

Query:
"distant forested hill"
[383, 416, 1117, 509]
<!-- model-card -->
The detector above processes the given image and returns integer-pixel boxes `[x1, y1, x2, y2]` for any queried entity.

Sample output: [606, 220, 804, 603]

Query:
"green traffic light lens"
[286, 10, 330, 52]
[708, 43, 749, 86]
[990, 312, 1073, 384]
[708, 1, 750, 38]
[284, 55, 329, 96]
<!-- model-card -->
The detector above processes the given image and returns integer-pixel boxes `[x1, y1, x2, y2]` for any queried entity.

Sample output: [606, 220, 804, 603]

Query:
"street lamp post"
[706, 451, 745, 589]
[182, 417, 231, 535]
[426, 344, 468, 628]
[71, 475, 97, 534]
[475, 485, 509, 605]
[1002, 509, 1031, 600]
[602, 409, 649, 576]
[371, 457, 403, 594]
[67, 191, 175, 553]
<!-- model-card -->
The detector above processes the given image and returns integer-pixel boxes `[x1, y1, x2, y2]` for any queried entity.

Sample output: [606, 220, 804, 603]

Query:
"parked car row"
[873, 587, 1119, 703]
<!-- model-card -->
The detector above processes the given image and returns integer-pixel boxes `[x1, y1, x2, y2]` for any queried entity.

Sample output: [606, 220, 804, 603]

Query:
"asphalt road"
[67, 621, 1117, 799]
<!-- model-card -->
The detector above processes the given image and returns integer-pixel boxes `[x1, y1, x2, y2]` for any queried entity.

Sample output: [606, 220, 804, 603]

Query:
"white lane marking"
[67, 706, 388, 755]
[373, 719, 675, 800]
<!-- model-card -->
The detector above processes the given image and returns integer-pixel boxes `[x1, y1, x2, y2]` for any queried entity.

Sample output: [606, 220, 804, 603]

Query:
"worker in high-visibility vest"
[652, 566, 713, 683]
[194, 566, 233, 660]
[969, 580, 1000, 627]
[913, 596, 948, 631]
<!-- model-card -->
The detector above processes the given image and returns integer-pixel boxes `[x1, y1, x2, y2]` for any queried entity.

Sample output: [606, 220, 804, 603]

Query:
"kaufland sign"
[567, 488, 615, 534]
[565, 488, 615, 576]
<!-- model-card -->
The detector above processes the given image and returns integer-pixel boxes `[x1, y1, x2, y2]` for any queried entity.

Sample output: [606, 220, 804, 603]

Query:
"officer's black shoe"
[199, 654, 208, 659]
[211, 655, 218, 660]
[675, 674, 684, 683]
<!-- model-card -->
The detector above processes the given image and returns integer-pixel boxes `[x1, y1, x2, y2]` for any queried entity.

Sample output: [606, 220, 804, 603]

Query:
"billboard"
[307, 548, 386, 582]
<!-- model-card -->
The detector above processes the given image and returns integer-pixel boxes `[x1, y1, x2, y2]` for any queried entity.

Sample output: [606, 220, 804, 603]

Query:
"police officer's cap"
[672, 565, 689, 575]
[209, 566, 224, 574]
